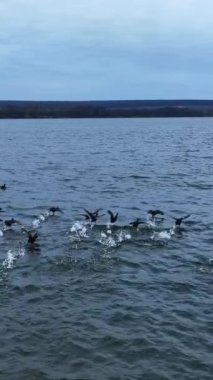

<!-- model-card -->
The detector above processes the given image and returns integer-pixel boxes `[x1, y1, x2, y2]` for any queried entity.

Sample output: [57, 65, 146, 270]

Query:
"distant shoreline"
[0, 100, 213, 118]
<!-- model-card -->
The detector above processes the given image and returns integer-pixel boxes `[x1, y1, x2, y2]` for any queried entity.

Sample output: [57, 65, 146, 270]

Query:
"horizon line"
[1, 98, 213, 103]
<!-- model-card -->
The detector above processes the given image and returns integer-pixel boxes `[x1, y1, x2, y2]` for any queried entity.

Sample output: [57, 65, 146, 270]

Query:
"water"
[0, 118, 213, 380]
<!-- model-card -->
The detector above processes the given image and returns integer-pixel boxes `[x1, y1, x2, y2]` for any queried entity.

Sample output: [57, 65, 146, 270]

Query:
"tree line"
[0, 100, 213, 118]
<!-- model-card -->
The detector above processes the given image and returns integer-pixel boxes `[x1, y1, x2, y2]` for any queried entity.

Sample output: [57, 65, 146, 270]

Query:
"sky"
[0, 0, 213, 100]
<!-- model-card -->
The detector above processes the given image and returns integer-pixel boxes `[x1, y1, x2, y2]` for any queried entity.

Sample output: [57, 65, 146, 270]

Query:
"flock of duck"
[1, 182, 191, 257]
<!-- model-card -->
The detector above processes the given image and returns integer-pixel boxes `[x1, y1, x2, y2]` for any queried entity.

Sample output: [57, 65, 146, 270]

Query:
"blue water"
[0, 118, 213, 380]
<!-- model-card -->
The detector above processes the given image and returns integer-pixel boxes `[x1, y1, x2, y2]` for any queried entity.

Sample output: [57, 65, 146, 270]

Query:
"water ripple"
[0, 118, 213, 380]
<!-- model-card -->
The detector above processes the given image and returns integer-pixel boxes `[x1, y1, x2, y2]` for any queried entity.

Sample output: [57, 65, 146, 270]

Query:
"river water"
[0, 118, 212, 380]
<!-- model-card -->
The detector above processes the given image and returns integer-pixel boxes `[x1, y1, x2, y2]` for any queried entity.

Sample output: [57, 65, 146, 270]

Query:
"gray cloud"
[0, 0, 212, 99]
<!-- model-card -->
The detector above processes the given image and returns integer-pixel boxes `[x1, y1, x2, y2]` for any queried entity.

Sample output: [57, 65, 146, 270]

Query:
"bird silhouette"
[4, 218, 21, 227]
[0, 184, 6, 191]
[129, 218, 145, 228]
[173, 214, 191, 226]
[107, 210, 118, 224]
[82, 208, 104, 223]
[22, 227, 39, 245]
[147, 209, 164, 217]
[49, 206, 63, 214]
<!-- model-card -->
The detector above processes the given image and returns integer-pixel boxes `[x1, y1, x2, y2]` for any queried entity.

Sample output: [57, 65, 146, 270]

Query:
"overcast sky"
[0, 0, 212, 100]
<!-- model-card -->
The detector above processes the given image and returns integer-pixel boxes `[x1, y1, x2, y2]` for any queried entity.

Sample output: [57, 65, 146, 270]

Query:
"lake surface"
[0, 118, 212, 380]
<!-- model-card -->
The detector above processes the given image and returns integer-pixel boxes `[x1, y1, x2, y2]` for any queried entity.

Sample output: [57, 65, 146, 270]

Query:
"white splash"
[146, 220, 156, 228]
[31, 218, 41, 229]
[99, 234, 117, 247]
[31, 210, 51, 229]
[39, 214, 46, 222]
[2, 248, 25, 269]
[44, 210, 51, 218]
[99, 229, 131, 247]
[116, 230, 132, 243]
[39, 211, 50, 222]
[70, 221, 84, 233]
[151, 229, 174, 241]
[0, 230, 3, 237]
[70, 221, 89, 240]
[160, 231, 172, 240]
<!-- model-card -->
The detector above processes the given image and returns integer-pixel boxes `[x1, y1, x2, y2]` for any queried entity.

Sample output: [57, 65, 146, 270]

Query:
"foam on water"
[70, 220, 86, 233]
[151, 229, 174, 242]
[31, 218, 41, 229]
[31, 210, 51, 229]
[69, 220, 89, 242]
[98, 227, 132, 247]
[99, 233, 118, 247]
[116, 229, 132, 242]
[2, 247, 25, 269]
[39, 214, 46, 222]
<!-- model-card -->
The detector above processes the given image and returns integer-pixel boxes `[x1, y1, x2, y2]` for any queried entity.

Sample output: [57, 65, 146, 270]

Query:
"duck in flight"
[107, 210, 118, 224]
[49, 206, 63, 215]
[129, 218, 145, 229]
[0, 184, 6, 191]
[22, 227, 40, 251]
[3, 218, 22, 228]
[27, 231, 39, 245]
[147, 209, 164, 225]
[147, 209, 164, 218]
[81, 208, 104, 223]
[173, 214, 191, 227]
